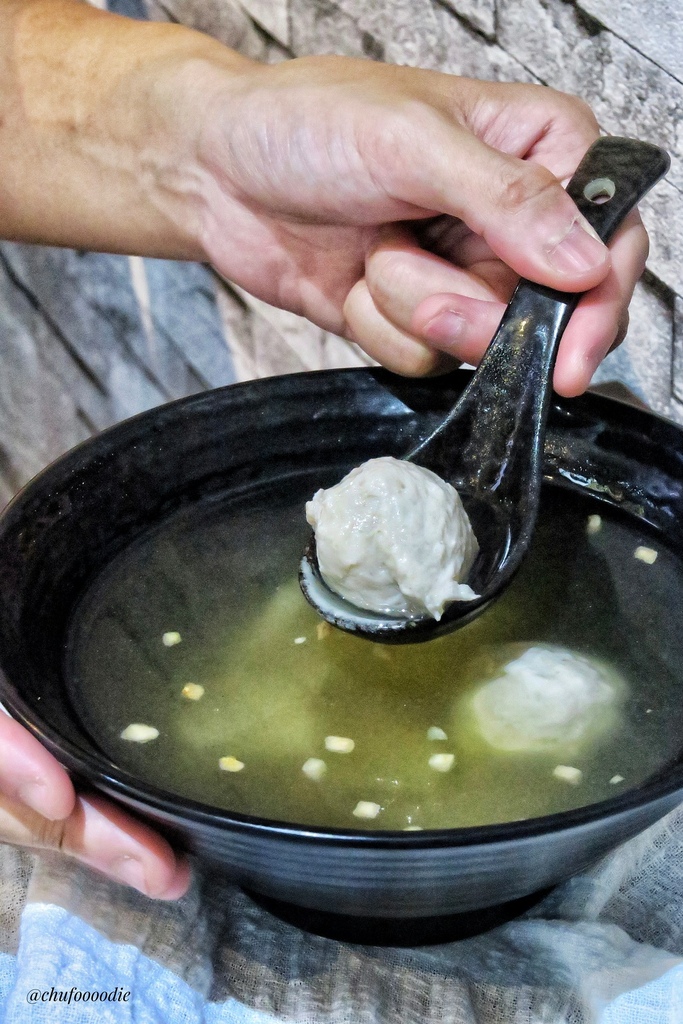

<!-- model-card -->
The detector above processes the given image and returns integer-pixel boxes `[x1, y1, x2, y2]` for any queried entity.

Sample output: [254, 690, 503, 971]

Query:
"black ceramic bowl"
[1, 367, 683, 921]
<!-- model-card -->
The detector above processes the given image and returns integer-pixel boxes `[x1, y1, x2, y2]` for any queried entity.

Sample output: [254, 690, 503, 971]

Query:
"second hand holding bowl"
[300, 137, 670, 642]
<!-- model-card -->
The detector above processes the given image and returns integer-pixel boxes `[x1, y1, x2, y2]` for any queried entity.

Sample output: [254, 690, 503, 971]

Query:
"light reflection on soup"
[66, 480, 683, 830]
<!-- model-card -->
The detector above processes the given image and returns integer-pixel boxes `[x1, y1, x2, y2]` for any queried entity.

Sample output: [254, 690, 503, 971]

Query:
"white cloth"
[1, 802, 683, 1022]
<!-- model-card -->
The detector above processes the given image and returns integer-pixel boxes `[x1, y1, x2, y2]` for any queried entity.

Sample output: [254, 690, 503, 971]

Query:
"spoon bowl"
[301, 137, 670, 642]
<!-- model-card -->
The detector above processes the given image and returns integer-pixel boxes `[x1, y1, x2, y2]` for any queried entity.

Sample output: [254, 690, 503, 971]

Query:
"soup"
[66, 478, 683, 830]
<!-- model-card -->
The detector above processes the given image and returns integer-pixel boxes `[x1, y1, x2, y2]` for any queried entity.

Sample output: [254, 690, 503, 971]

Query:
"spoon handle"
[564, 136, 669, 242]
[409, 137, 669, 507]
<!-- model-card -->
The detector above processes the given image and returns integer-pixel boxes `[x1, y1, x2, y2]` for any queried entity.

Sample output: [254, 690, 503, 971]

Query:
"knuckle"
[556, 89, 598, 129]
[495, 162, 560, 219]
[573, 96, 599, 130]
[537, 85, 599, 133]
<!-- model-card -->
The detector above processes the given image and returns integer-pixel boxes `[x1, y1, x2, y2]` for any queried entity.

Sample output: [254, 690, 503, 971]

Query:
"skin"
[0, 0, 650, 898]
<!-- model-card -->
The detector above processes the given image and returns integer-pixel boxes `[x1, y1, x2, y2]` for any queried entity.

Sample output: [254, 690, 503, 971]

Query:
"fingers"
[359, 209, 646, 396]
[409, 212, 646, 396]
[0, 712, 75, 820]
[360, 226, 509, 368]
[412, 215, 519, 295]
[343, 279, 458, 376]
[0, 789, 190, 900]
[60, 794, 191, 900]
[0, 713, 189, 900]
[457, 79, 600, 180]
[367, 225, 508, 309]
[413, 292, 507, 366]
[552, 210, 649, 397]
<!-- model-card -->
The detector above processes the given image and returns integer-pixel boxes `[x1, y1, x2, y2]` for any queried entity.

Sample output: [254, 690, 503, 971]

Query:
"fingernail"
[547, 219, 608, 274]
[111, 855, 147, 894]
[423, 310, 466, 349]
[17, 780, 55, 819]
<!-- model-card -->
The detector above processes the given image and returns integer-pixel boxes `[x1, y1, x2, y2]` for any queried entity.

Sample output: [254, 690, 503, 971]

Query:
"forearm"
[0, 0, 250, 257]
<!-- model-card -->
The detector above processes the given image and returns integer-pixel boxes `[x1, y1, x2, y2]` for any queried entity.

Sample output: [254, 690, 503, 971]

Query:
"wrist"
[1, 0, 255, 258]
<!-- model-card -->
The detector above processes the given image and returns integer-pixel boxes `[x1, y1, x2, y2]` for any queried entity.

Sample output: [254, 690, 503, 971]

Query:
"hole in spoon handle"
[565, 137, 669, 244]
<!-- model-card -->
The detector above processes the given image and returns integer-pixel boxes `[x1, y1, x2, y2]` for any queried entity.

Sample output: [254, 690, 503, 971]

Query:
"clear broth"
[66, 479, 683, 830]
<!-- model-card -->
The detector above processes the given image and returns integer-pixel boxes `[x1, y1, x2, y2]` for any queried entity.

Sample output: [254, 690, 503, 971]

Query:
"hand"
[193, 56, 649, 396]
[0, 712, 190, 899]
[2, 8, 648, 395]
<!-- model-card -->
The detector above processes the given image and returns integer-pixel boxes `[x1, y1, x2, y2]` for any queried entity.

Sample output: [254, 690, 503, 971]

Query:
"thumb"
[391, 115, 610, 291]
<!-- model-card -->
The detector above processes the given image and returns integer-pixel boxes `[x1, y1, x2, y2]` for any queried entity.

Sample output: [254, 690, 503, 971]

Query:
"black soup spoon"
[300, 137, 670, 643]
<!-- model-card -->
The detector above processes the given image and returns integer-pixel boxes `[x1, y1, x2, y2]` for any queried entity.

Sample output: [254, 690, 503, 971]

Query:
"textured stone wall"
[0, 0, 681, 509]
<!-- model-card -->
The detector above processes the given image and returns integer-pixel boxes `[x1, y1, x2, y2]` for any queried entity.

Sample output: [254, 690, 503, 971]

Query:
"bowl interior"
[2, 368, 683, 844]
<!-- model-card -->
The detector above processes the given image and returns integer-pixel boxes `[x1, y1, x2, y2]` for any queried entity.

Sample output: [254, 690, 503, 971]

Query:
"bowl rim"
[1, 366, 683, 849]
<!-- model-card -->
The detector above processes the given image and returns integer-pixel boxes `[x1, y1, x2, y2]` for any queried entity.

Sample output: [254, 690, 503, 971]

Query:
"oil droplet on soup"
[66, 483, 683, 830]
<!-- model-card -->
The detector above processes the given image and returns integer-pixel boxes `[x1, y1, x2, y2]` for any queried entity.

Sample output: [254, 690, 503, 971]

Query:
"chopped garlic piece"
[294, 636, 307, 645]
[428, 753, 455, 772]
[302, 757, 327, 781]
[586, 514, 602, 535]
[181, 683, 204, 701]
[553, 764, 582, 785]
[403, 825, 424, 831]
[427, 726, 448, 741]
[219, 756, 245, 772]
[120, 723, 159, 743]
[162, 631, 182, 647]
[634, 546, 657, 564]
[353, 801, 381, 819]
[316, 622, 332, 640]
[610, 774, 625, 784]
[325, 736, 355, 753]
